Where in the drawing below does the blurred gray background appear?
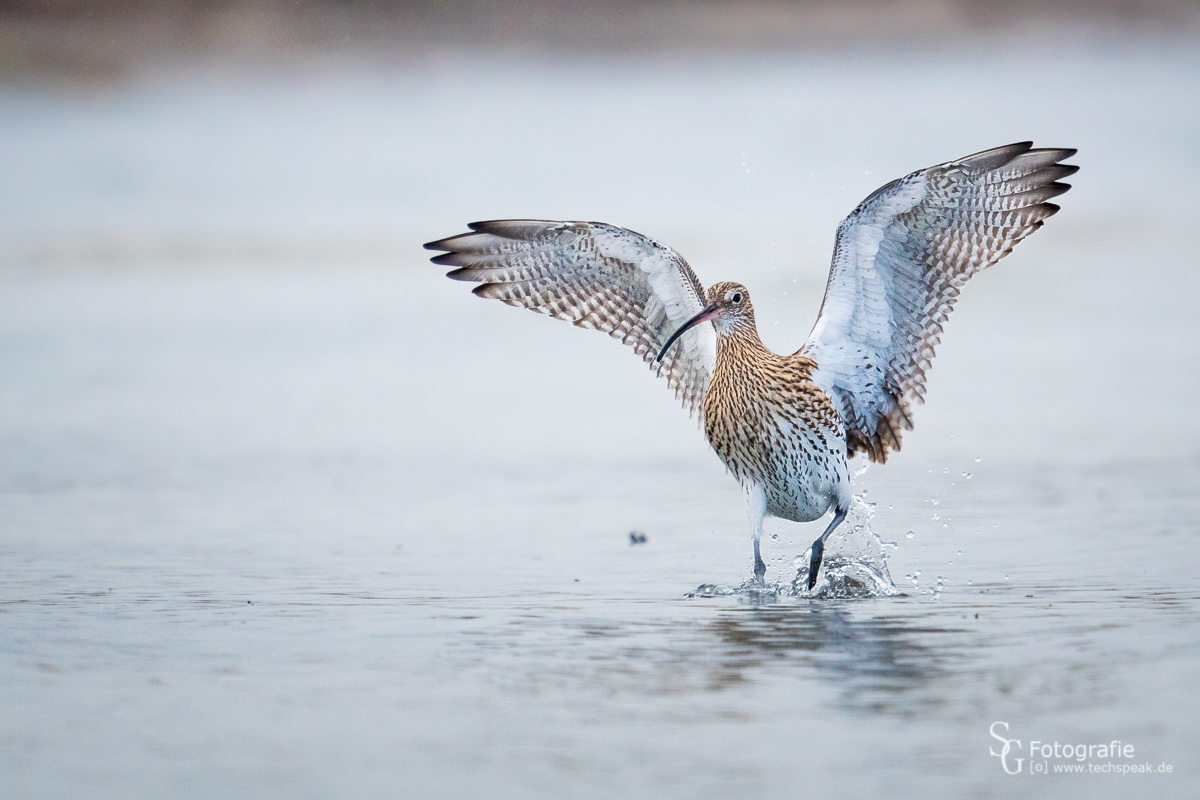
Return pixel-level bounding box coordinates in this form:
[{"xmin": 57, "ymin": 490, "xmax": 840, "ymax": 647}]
[{"xmin": 2, "ymin": 3, "xmax": 1199, "ymax": 799}]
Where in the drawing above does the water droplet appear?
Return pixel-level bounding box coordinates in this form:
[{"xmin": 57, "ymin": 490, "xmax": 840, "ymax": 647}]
[
  {"xmin": 931, "ymin": 498, "xmax": 940, "ymax": 506},
  {"xmin": 957, "ymin": 550, "xmax": 962, "ymax": 556},
  {"xmin": 975, "ymin": 457, "xmax": 982, "ymax": 463},
  {"xmin": 1004, "ymin": 575, "xmax": 1010, "ymax": 580},
  {"xmin": 963, "ymin": 472, "xmax": 972, "ymax": 479},
  {"xmin": 771, "ymin": 533, "xmax": 778, "ymax": 541},
  {"xmin": 932, "ymin": 513, "xmax": 940, "ymax": 520},
  {"xmin": 942, "ymin": 523, "xmax": 949, "ymax": 528},
  {"xmin": 967, "ymin": 579, "xmax": 972, "ymax": 585},
  {"xmin": 915, "ymin": 570, "xmax": 921, "ymax": 576},
  {"xmin": 906, "ymin": 531, "xmax": 915, "ymax": 539},
  {"xmin": 943, "ymin": 467, "xmax": 950, "ymax": 473}
]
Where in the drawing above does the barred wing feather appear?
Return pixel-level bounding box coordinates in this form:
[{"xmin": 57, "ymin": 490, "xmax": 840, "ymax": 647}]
[
  {"xmin": 801, "ymin": 142, "xmax": 1078, "ymax": 462},
  {"xmin": 426, "ymin": 220, "xmax": 717, "ymax": 418}
]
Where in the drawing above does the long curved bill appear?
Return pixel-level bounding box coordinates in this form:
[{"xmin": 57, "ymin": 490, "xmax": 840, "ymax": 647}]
[{"xmin": 656, "ymin": 303, "xmax": 720, "ymax": 363}]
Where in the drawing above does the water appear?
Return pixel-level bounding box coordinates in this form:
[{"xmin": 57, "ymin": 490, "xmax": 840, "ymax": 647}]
[{"xmin": 3, "ymin": 41, "xmax": 1200, "ymax": 798}]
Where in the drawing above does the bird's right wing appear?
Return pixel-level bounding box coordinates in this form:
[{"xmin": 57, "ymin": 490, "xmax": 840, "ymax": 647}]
[
  {"xmin": 801, "ymin": 142, "xmax": 1078, "ymax": 462},
  {"xmin": 426, "ymin": 220, "xmax": 716, "ymax": 418}
]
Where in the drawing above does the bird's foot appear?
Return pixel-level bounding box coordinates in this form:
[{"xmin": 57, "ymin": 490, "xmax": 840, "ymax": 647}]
[
  {"xmin": 753, "ymin": 556, "xmax": 767, "ymax": 583},
  {"xmin": 807, "ymin": 539, "xmax": 825, "ymax": 591}
]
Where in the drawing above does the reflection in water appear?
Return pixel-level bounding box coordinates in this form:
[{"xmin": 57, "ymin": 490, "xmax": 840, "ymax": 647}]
[
  {"xmin": 703, "ymin": 606, "xmax": 963, "ymax": 712},
  {"xmin": 466, "ymin": 585, "xmax": 1196, "ymax": 721},
  {"xmin": 472, "ymin": 601, "xmax": 974, "ymax": 716}
]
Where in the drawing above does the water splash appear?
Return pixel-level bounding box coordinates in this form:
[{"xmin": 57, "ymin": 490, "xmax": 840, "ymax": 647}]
[
  {"xmin": 793, "ymin": 495, "xmax": 898, "ymax": 598},
  {"xmin": 689, "ymin": 494, "xmax": 899, "ymax": 601}
]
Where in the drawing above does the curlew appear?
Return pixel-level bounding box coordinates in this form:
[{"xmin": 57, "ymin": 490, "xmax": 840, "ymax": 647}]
[{"xmin": 426, "ymin": 142, "xmax": 1077, "ymax": 589}]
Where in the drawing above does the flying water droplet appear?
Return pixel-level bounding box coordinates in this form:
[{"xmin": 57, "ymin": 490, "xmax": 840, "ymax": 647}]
[
  {"xmin": 975, "ymin": 457, "xmax": 982, "ymax": 463},
  {"xmin": 932, "ymin": 513, "xmax": 940, "ymax": 520},
  {"xmin": 906, "ymin": 531, "xmax": 915, "ymax": 539},
  {"xmin": 963, "ymin": 471, "xmax": 972, "ymax": 479}
]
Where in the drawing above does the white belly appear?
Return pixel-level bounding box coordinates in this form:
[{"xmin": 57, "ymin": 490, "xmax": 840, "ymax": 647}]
[{"xmin": 717, "ymin": 416, "xmax": 849, "ymax": 523}]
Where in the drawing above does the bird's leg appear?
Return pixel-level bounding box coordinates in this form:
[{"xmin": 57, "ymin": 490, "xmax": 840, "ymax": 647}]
[
  {"xmin": 745, "ymin": 483, "xmax": 768, "ymax": 581},
  {"xmin": 807, "ymin": 505, "xmax": 848, "ymax": 591}
]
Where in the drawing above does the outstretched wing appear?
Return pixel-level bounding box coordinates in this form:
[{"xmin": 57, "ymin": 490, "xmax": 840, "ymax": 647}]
[
  {"xmin": 801, "ymin": 142, "xmax": 1078, "ymax": 462},
  {"xmin": 426, "ymin": 220, "xmax": 716, "ymax": 417}
]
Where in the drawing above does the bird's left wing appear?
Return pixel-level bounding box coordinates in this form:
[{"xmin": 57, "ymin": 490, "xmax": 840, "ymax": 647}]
[
  {"xmin": 426, "ymin": 220, "xmax": 716, "ymax": 417},
  {"xmin": 800, "ymin": 142, "xmax": 1077, "ymax": 462}
]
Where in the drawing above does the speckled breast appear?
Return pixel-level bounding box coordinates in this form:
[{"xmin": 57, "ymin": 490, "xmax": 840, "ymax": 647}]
[{"xmin": 703, "ymin": 350, "xmax": 848, "ymax": 523}]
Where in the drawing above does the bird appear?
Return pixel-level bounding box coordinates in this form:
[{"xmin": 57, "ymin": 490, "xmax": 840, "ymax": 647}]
[{"xmin": 425, "ymin": 142, "xmax": 1077, "ymax": 590}]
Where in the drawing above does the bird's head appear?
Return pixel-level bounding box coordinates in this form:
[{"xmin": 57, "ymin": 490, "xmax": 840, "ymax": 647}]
[{"xmin": 656, "ymin": 281, "xmax": 755, "ymax": 363}]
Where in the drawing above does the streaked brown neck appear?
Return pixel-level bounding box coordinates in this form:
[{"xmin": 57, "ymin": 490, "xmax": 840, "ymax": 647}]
[{"xmin": 714, "ymin": 311, "xmax": 772, "ymax": 365}]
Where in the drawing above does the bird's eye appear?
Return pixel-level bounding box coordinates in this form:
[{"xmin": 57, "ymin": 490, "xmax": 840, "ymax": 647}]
[{"xmin": 731, "ymin": 292, "xmax": 743, "ymax": 304}]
